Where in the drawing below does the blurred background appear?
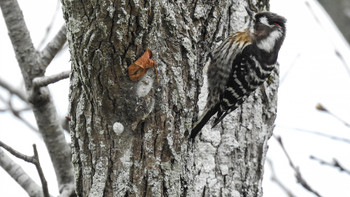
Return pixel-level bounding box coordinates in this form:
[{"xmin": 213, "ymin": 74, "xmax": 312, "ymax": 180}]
[{"xmin": 1, "ymin": 0, "xmax": 350, "ymax": 196}]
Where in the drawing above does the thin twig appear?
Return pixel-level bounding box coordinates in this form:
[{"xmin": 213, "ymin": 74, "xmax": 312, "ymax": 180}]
[
  {"xmin": 0, "ymin": 149, "xmax": 44, "ymax": 197},
  {"xmin": 280, "ymin": 53, "xmax": 301, "ymax": 85},
  {"xmin": 305, "ymin": 1, "xmax": 350, "ymax": 78},
  {"xmin": 267, "ymin": 159, "xmax": 297, "ymax": 197},
  {"xmin": 334, "ymin": 49, "xmax": 350, "ymax": 78},
  {"xmin": 274, "ymin": 135, "xmax": 323, "ymax": 197},
  {"xmin": 0, "ymin": 141, "xmax": 50, "ymax": 197},
  {"xmin": 10, "ymin": 110, "xmax": 39, "ymax": 132},
  {"xmin": 276, "ymin": 125, "xmax": 350, "ymax": 144},
  {"xmin": 32, "ymin": 145, "xmax": 50, "ymax": 197},
  {"xmin": 33, "ymin": 70, "xmax": 70, "ymax": 88},
  {"xmin": 316, "ymin": 103, "xmax": 350, "ymax": 128},
  {"xmin": 7, "ymin": 95, "xmax": 38, "ymax": 132},
  {"xmin": 37, "ymin": 0, "xmax": 61, "ymax": 50},
  {"xmin": 0, "ymin": 140, "xmax": 33, "ymax": 162},
  {"xmin": 310, "ymin": 155, "xmax": 350, "ymax": 175},
  {"xmin": 0, "ymin": 77, "xmax": 27, "ymax": 102}
]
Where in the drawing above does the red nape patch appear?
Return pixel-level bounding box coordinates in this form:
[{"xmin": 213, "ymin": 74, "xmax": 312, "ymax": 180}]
[{"xmin": 274, "ymin": 22, "xmax": 281, "ymax": 27}]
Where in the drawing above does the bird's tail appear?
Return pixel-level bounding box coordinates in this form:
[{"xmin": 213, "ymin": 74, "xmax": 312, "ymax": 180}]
[
  {"xmin": 211, "ymin": 109, "xmax": 230, "ymax": 129},
  {"xmin": 190, "ymin": 104, "xmax": 219, "ymax": 139}
]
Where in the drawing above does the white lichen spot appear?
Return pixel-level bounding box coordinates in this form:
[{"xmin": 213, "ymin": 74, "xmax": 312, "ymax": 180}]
[
  {"xmin": 136, "ymin": 69, "xmax": 154, "ymax": 97},
  {"xmin": 107, "ymin": 5, "xmax": 115, "ymax": 18},
  {"xmin": 220, "ymin": 164, "xmax": 229, "ymax": 175},
  {"xmin": 120, "ymin": 148, "xmax": 132, "ymax": 168},
  {"xmin": 68, "ymin": 18, "xmax": 83, "ymax": 34},
  {"xmin": 231, "ymin": 190, "xmax": 241, "ymax": 197},
  {"xmin": 113, "ymin": 122, "xmax": 124, "ymax": 135},
  {"xmin": 99, "ymin": 141, "xmax": 106, "ymax": 148}
]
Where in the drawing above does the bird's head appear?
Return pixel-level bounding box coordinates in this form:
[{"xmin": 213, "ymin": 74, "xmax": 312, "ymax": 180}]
[{"xmin": 246, "ymin": 8, "xmax": 287, "ymax": 53}]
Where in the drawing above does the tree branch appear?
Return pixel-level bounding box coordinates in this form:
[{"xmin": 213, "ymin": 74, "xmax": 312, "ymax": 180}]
[
  {"xmin": 0, "ymin": 149, "xmax": 44, "ymax": 197},
  {"xmin": 274, "ymin": 135, "xmax": 323, "ymax": 197},
  {"xmin": 316, "ymin": 103, "xmax": 350, "ymax": 128},
  {"xmin": 32, "ymin": 144, "xmax": 50, "ymax": 197},
  {"xmin": 276, "ymin": 125, "xmax": 350, "ymax": 144},
  {"xmin": 310, "ymin": 155, "xmax": 350, "ymax": 175},
  {"xmin": 37, "ymin": 0, "xmax": 62, "ymax": 50},
  {"xmin": 39, "ymin": 25, "xmax": 67, "ymax": 69},
  {"xmin": 0, "ymin": 141, "xmax": 50, "ymax": 197},
  {"xmin": 33, "ymin": 70, "xmax": 70, "ymax": 88},
  {"xmin": 0, "ymin": 77, "xmax": 27, "ymax": 102},
  {"xmin": 7, "ymin": 96, "xmax": 38, "ymax": 132},
  {"xmin": 267, "ymin": 159, "xmax": 297, "ymax": 197},
  {"xmin": 0, "ymin": 0, "xmax": 39, "ymax": 87},
  {"xmin": 0, "ymin": 0, "xmax": 74, "ymax": 192},
  {"xmin": 0, "ymin": 141, "xmax": 33, "ymax": 163}
]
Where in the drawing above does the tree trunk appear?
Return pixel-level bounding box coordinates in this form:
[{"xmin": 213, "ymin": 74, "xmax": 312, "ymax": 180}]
[{"xmin": 61, "ymin": 0, "xmax": 276, "ymax": 196}]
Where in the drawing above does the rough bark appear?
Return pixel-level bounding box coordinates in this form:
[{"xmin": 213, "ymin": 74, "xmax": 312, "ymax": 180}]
[{"xmin": 61, "ymin": 0, "xmax": 276, "ymax": 196}]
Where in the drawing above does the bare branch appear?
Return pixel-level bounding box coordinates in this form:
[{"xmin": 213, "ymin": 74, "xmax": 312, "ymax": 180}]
[
  {"xmin": 32, "ymin": 145, "xmax": 50, "ymax": 197},
  {"xmin": 33, "ymin": 70, "xmax": 70, "ymax": 88},
  {"xmin": 39, "ymin": 25, "xmax": 67, "ymax": 69},
  {"xmin": 37, "ymin": 0, "xmax": 62, "ymax": 50},
  {"xmin": 316, "ymin": 103, "xmax": 350, "ymax": 128},
  {"xmin": 9, "ymin": 111, "xmax": 38, "ymax": 132},
  {"xmin": 0, "ymin": 149, "xmax": 44, "ymax": 197},
  {"xmin": 1, "ymin": 0, "xmax": 74, "ymax": 190},
  {"xmin": 334, "ymin": 49, "xmax": 350, "ymax": 78},
  {"xmin": 280, "ymin": 53, "xmax": 301, "ymax": 85},
  {"xmin": 0, "ymin": 93, "xmax": 37, "ymax": 132},
  {"xmin": 274, "ymin": 135, "xmax": 323, "ymax": 197},
  {"xmin": 7, "ymin": 96, "xmax": 38, "ymax": 132},
  {"xmin": 267, "ymin": 159, "xmax": 297, "ymax": 197},
  {"xmin": 310, "ymin": 156, "xmax": 350, "ymax": 175},
  {"xmin": 0, "ymin": 141, "xmax": 33, "ymax": 163},
  {"xmin": 277, "ymin": 125, "xmax": 350, "ymax": 144},
  {"xmin": 305, "ymin": 1, "xmax": 350, "ymax": 78},
  {"xmin": 0, "ymin": 141, "xmax": 50, "ymax": 197},
  {"xmin": 0, "ymin": 77, "xmax": 27, "ymax": 102},
  {"xmin": 0, "ymin": 0, "xmax": 39, "ymax": 87}
]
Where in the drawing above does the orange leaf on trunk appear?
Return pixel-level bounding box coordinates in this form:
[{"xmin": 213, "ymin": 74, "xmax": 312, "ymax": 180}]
[{"xmin": 128, "ymin": 49, "xmax": 157, "ymax": 82}]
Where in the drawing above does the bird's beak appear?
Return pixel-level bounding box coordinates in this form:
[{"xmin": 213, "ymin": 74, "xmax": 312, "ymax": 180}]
[{"xmin": 245, "ymin": 7, "xmax": 254, "ymax": 17}]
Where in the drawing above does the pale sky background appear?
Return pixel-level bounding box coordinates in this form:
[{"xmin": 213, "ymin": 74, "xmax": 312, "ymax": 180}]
[{"xmin": 1, "ymin": 0, "xmax": 350, "ymax": 196}]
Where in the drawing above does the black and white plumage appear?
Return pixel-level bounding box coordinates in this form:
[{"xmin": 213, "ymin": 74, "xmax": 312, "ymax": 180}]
[{"xmin": 190, "ymin": 9, "xmax": 286, "ymax": 139}]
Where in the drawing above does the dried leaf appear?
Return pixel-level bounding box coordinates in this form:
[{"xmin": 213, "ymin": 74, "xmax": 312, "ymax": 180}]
[{"xmin": 128, "ymin": 49, "xmax": 157, "ymax": 81}]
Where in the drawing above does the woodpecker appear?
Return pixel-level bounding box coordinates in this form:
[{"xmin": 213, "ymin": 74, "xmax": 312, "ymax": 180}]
[{"xmin": 190, "ymin": 8, "xmax": 286, "ymax": 139}]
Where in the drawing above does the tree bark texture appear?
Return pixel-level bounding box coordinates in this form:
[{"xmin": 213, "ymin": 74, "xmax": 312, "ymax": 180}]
[{"xmin": 61, "ymin": 0, "xmax": 276, "ymax": 196}]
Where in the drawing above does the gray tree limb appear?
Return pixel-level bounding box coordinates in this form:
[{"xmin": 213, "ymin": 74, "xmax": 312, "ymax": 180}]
[
  {"xmin": 39, "ymin": 25, "xmax": 67, "ymax": 69},
  {"xmin": 0, "ymin": 77, "xmax": 27, "ymax": 102},
  {"xmin": 0, "ymin": 0, "xmax": 74, "ymax": 193},
  {"xmin": 0, "ymin": 149, "xmax": 44, "ymax": 197},
  {"xmin": 33, "ymin": 70, "xmax": 70, "ymax": 88},
  {"xmin": 0, "ymin": 141, "xmax": 51, "ymax": 197}
]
